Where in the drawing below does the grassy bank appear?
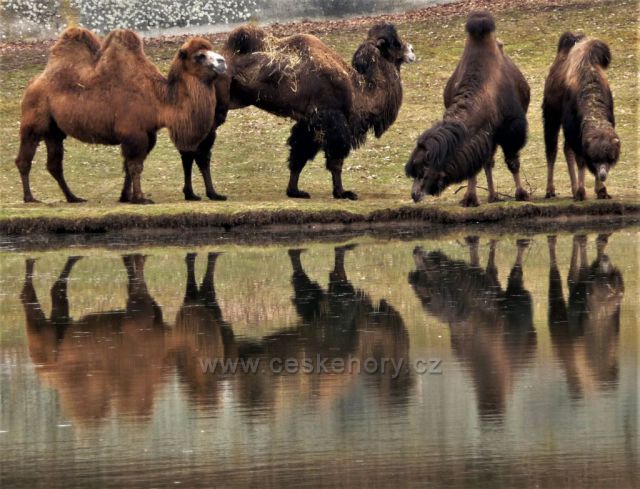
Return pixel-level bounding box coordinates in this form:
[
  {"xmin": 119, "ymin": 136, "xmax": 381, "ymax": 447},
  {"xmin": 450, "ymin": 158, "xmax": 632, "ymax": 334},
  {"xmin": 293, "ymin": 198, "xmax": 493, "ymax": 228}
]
[{"xmin": 0, "ymin": 0, "xmax": 638, "ymax": 234}]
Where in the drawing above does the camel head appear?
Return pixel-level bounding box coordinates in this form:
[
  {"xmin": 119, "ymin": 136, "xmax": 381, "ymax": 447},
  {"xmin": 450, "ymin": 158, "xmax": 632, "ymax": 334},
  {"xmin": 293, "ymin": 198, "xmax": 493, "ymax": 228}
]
[
  {"xmin": 405, "ymin": 120, "xmax": 466, "ymax": 202},
  {"xmin": 582, "ymin": 127, "xmax": 620, "ymax": 182},
  {"xmin": 356, "ymin": 23, "xmax": 415, "ymax": 73},
  {"xmin": 172, "ymin": 38, "xmax": 227, "ymax": 83}
]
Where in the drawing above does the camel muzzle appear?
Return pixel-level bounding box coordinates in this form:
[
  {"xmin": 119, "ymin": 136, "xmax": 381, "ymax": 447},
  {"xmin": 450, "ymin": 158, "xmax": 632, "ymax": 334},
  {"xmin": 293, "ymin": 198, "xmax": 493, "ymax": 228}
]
[{"xmin": 597, "ymin": 164, "xmax": 609, "ymax": 182}]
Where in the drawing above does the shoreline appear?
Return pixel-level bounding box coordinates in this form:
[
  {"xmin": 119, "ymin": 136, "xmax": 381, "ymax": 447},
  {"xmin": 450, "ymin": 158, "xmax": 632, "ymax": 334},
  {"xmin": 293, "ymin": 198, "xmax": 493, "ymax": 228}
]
[{"xmin": 1, "ymin": 200, "xmax": 638, "ymax": 240}]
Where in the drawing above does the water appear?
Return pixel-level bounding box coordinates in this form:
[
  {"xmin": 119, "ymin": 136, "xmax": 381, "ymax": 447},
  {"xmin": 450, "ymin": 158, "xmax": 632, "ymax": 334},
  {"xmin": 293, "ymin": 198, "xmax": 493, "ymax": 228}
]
[{"xmin": 0, "ymin": 227, "xmax": 637, "ymax": 488}]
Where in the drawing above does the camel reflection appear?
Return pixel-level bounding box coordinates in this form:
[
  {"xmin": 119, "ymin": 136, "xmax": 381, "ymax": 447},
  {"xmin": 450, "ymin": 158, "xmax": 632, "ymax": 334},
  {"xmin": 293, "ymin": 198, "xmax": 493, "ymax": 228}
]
[
  {"xmin": 409, "ymin": 237, "xmax": 536, "ymax": 421},
  {"xmin": 261, "ymin": 246, "xmax": 412, "ymax": 404},
  {"xmin": 168, "ymin": 252, "xmax": 238, "ymax": 407},
  {"xmin": 21, "ymin": 246, "xmax": 410, "ymax": 422},
  {"xmin": 547, "ymin": 234, "xmax": 623, "ymax": 398},
  {"xmin": 21, "ymin": 255, "xmax": 167, "ymax": 421}
]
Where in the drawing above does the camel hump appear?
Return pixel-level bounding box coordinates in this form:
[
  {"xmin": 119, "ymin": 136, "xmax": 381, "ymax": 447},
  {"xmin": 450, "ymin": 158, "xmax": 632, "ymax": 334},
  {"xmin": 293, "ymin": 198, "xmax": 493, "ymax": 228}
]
[
  {"xmin": 465, "ymin": 11, "xmax": 496, "ymax": 40},
  {"xmin": 583, "ymin": 38, "xmax": 612, "ymax": 69},
  {"xmin": 51, "ymin": 27, "xmax": 101, "ymax": 57},
  {"xmin": 227, "ymin": 24, "xmax": 267, "ymax": 54},
  {"xmin": 557, "ymin": 32, "xmax": 585, "ymax": 54},
  {"xmin": 101, "ymin": 29, "xmax": 144, "ymax": 56}
]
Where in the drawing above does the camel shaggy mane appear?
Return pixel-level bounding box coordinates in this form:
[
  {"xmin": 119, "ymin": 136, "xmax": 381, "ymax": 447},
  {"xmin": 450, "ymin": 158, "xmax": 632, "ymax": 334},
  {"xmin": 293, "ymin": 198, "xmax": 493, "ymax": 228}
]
[
  {"xmin": 15, "ymin": 27, "xmax": 229, "ymax": 204},
  {"xmin": 405, "ymin": 11, "xmax": 531, "ymax": 207},
  {"xmin": 543, "ymin": 33, "xmax": 620, "ymax": 201},
  {"xmin": 223, "ymin": 22, "xmax": 415, "ymax": 200}
]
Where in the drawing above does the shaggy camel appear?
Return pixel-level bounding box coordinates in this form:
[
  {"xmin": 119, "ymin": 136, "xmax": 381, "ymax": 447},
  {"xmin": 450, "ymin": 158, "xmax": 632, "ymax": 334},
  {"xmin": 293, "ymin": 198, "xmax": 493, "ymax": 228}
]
[
  {"xmin": 406, "ymin": 11, "xmax": 530, "ymax": 206},
  {"xmin": 15, "ymin": 27, "xmax": 227, "ymax": 204},
  {"xmin": 543, "ymin": 33, "xmax": 620, "ymax": 200},
  {"xmin": 224, "ymin": 23, "xmax": 415, "ymax": 200}
]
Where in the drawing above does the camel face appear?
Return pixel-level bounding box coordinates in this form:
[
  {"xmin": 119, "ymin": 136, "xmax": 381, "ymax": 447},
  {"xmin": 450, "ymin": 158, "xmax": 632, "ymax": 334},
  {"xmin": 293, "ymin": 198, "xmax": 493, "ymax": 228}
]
[
  {"xmin": 403, "ymin": 44, "xmax": 416, "ymax": 63},
  {"xmin": 196, "ymin": 50, "xmax": 227, "ymax": 75},
  {"xmin": 178, "ymin": 38, "xmax": 227, "ymax": 80},
  {"xmin": 368, "ymin": 23, "xmax": 414, "ymax": 67}
]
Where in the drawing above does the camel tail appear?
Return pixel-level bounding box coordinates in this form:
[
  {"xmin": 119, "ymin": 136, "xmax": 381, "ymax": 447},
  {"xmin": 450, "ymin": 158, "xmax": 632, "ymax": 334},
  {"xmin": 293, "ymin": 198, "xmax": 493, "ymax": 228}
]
[
  {"xmin": 226, "ymin": 25, "xmax": 267, "ymax": 55},
  {"xmin": 465, "ymin": 11, "xmax": 495, "ymax": 41},
  {"xmin": 51, "ymin": 26, "xmax": 101, "ymax": 56}
]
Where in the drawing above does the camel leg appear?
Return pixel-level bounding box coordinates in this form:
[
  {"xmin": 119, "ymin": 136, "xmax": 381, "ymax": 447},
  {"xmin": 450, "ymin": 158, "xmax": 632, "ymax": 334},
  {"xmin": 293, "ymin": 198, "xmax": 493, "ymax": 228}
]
[
  {"xmin": 547, "ymin": 235, "xmax": 568, "ymax": 328},
  {"xmin": 287, "ymin": 121, "xmax": 320, "ymax": 199},
  {"xmin": 567, "ymin": 234, "xmax": 587, "ymax": 288},
  {"xmin": 595, "ymin": 178, "xmax": 611, "ymax": 200},
  {"xmin": 543, "ymin": 106, "xmax": 561, "ymax": 198},
  {"xmin": 195, "ymin": 132, "xmax": 226, "ymax": 201},
  {"xmin": 119, "ymin": 165, "xmax": 133, "ymax": 203},
  {"xmin": 327, "ymin": 158, "xmax": 357, "ymax": 200},
  {"xmin": 20, "ymin": 258, "xmax": 46, "ymax": 325},
  {"xmin": 119, "ymin": 134, "xmax": 152, "ymax": 204},
  {"xmin": 564, "ymin": 143, "xmax": 579, "ymax": 198},
  {"xmin": 574, "ymin": 162, "xmax": 586, "ymax": 202},
  {"xmin": 181, "ymin": 152, "xmax": 200, "ymax": 201},
  {"xmin": 484, "ymin": 157, "xmax": 501, "ymax": 203},
  {"xmin": 44, "ymin": 135, "xmax": 85, "ymax": 203},
  {"xmin": 15, "ymin": 129, "xmax": 41, "ymax": 203},
  {"xmin": 505, "ymin": 154, "xmax": 529, "ymax": 201},
  {"xmin": 459, "ymin": 175, "xmax": 480, "ymax": 207}
]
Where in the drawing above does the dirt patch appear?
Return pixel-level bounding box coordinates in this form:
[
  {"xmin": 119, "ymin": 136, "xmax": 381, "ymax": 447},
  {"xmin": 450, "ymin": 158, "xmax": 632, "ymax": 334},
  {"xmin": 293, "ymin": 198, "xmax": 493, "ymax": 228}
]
[{"xmin": 0, "ymin": 0, "xmax": 606, "ymax": 71}]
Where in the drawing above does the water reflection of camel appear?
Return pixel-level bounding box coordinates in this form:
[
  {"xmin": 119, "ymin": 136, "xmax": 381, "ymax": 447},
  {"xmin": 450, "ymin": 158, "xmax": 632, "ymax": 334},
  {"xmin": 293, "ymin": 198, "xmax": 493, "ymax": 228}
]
[
  {"xmin": 21, "ymin": 255, "xmax": 167, "ymax": 421},
  {"xmin": 21, "ymin": 247, "xmax": 411, "ymax": 421},
  {"xmin": 547, "ymin": 234, "xmax": 624, "ymax": 398},
  {"xmin": 409, "ymin": 237, "xmax": 536, "ymax": 420}
]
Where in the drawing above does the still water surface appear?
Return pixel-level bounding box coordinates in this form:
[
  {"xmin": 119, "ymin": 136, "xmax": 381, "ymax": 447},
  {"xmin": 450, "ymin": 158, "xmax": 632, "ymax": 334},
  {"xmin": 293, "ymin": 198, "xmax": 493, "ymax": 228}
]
[{"xmin": 0, "ymin": 229, "xmax": 637, "ymax": 488}]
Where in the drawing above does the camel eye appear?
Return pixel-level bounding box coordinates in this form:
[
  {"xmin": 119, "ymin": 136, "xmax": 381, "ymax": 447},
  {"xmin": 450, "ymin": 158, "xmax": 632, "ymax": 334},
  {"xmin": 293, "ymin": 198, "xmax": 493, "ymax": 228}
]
[{"xmin": 194, "ymin": 53, "xmax": 206, "ymax": 62}]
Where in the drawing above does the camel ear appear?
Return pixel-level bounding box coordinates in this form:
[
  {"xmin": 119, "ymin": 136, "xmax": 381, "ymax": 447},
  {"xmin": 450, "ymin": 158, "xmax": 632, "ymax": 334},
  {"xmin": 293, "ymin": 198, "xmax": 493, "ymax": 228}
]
[
  {"xmin": 352, "ymin": 43, "xmax": 378, "ymax": 80},
  {"xmin": 376, "ymin": 37, "xmax": 389, "ymax": 54},
  {"xmin": 178, "ymin": 48, "xmax": 188, "ymax": 60}
]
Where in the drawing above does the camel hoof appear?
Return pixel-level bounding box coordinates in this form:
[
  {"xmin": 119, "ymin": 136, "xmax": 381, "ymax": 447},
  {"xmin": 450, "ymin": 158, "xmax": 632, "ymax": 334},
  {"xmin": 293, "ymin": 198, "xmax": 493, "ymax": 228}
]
[
  {"xmin": 131, "ymin": 197, "xmax": 154, "ymax": 205},
  {"xmin": 596, "ymin": 188, "xmax": 612, "ymax": 200},
  {"xmin": 184, "ymin": 193, "xmax": 202, "ymax": 201},
  {"xmin": 207, "ymin": 192, "xmax": 227, "ymax": 201},
  {"xmin": 67, "ymin": 196, "xmax": 87, "ymax": 203},
  {"xmin": 574, "ymin": 188, "xmax": 586, "ymax": 201},
  {"xmin": 287, "ymin": 189, "xmax": 311, "ymax": 199},
  {"xmin": 516, "ymin": 238, "xmax": 531, "ymax": 249},
  {"xmin": 545, "ymin": 190, "xmax": 556, "ymax": 199},
  {"xmin": 515, "ymin": 189, "xmax": 529, "ymax": 201},
  {"xmin": 24, "ymin": 197, "xmax": 42, "ymax": 204},
  {"xmin": 487, "ymin": 194, "xmax": 503, "ymax": 204},
  {"xmin": 459, "ymin": 195, "xmax": 480, "ymax": 208},
  {"xmin": 334, "ymin": 190, "xmax": 358, "ymax": 200}
]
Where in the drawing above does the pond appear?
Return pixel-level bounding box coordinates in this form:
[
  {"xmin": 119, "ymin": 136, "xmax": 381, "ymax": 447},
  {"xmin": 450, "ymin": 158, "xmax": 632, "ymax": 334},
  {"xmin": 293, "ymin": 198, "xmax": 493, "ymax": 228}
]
[{"xmin": 0, "ymin": 226, "xmax": 637, "ymax": 488}]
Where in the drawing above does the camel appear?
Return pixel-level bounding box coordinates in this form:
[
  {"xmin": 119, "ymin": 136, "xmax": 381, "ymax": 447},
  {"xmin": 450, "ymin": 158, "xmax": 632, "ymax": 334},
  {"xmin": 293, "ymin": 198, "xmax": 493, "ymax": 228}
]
[
  {"xmin": 406, "ymin": 11, "xmax": 530, "ymax": 206},
  {"xmin": 223, "ymin": 22, "xmax": 415, "ymax": 200},
  {"xmin": 14, "ymin": 27, "xmax": 228, "ymax": 204},
  {"xmin": 543, "ymin": 33, "xmax": 620, "ymax": 200}
]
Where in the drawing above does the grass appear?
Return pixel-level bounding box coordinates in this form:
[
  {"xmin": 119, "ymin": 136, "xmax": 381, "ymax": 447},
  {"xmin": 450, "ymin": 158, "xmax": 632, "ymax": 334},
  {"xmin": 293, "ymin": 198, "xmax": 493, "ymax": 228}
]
[{"xmin": 0, "ymin": 0, "xmax": 638, "ymax": 233}]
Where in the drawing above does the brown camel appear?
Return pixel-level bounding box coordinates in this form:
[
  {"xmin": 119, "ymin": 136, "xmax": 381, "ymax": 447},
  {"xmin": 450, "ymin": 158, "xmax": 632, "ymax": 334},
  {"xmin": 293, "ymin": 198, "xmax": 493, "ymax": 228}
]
[
  {"xmin": 223, "ymin": 23, "xmax": 415, "ymax": 200},
  {"xmin": 15, "ymin": 27, "xmax": 228, "ymax": 204}
]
